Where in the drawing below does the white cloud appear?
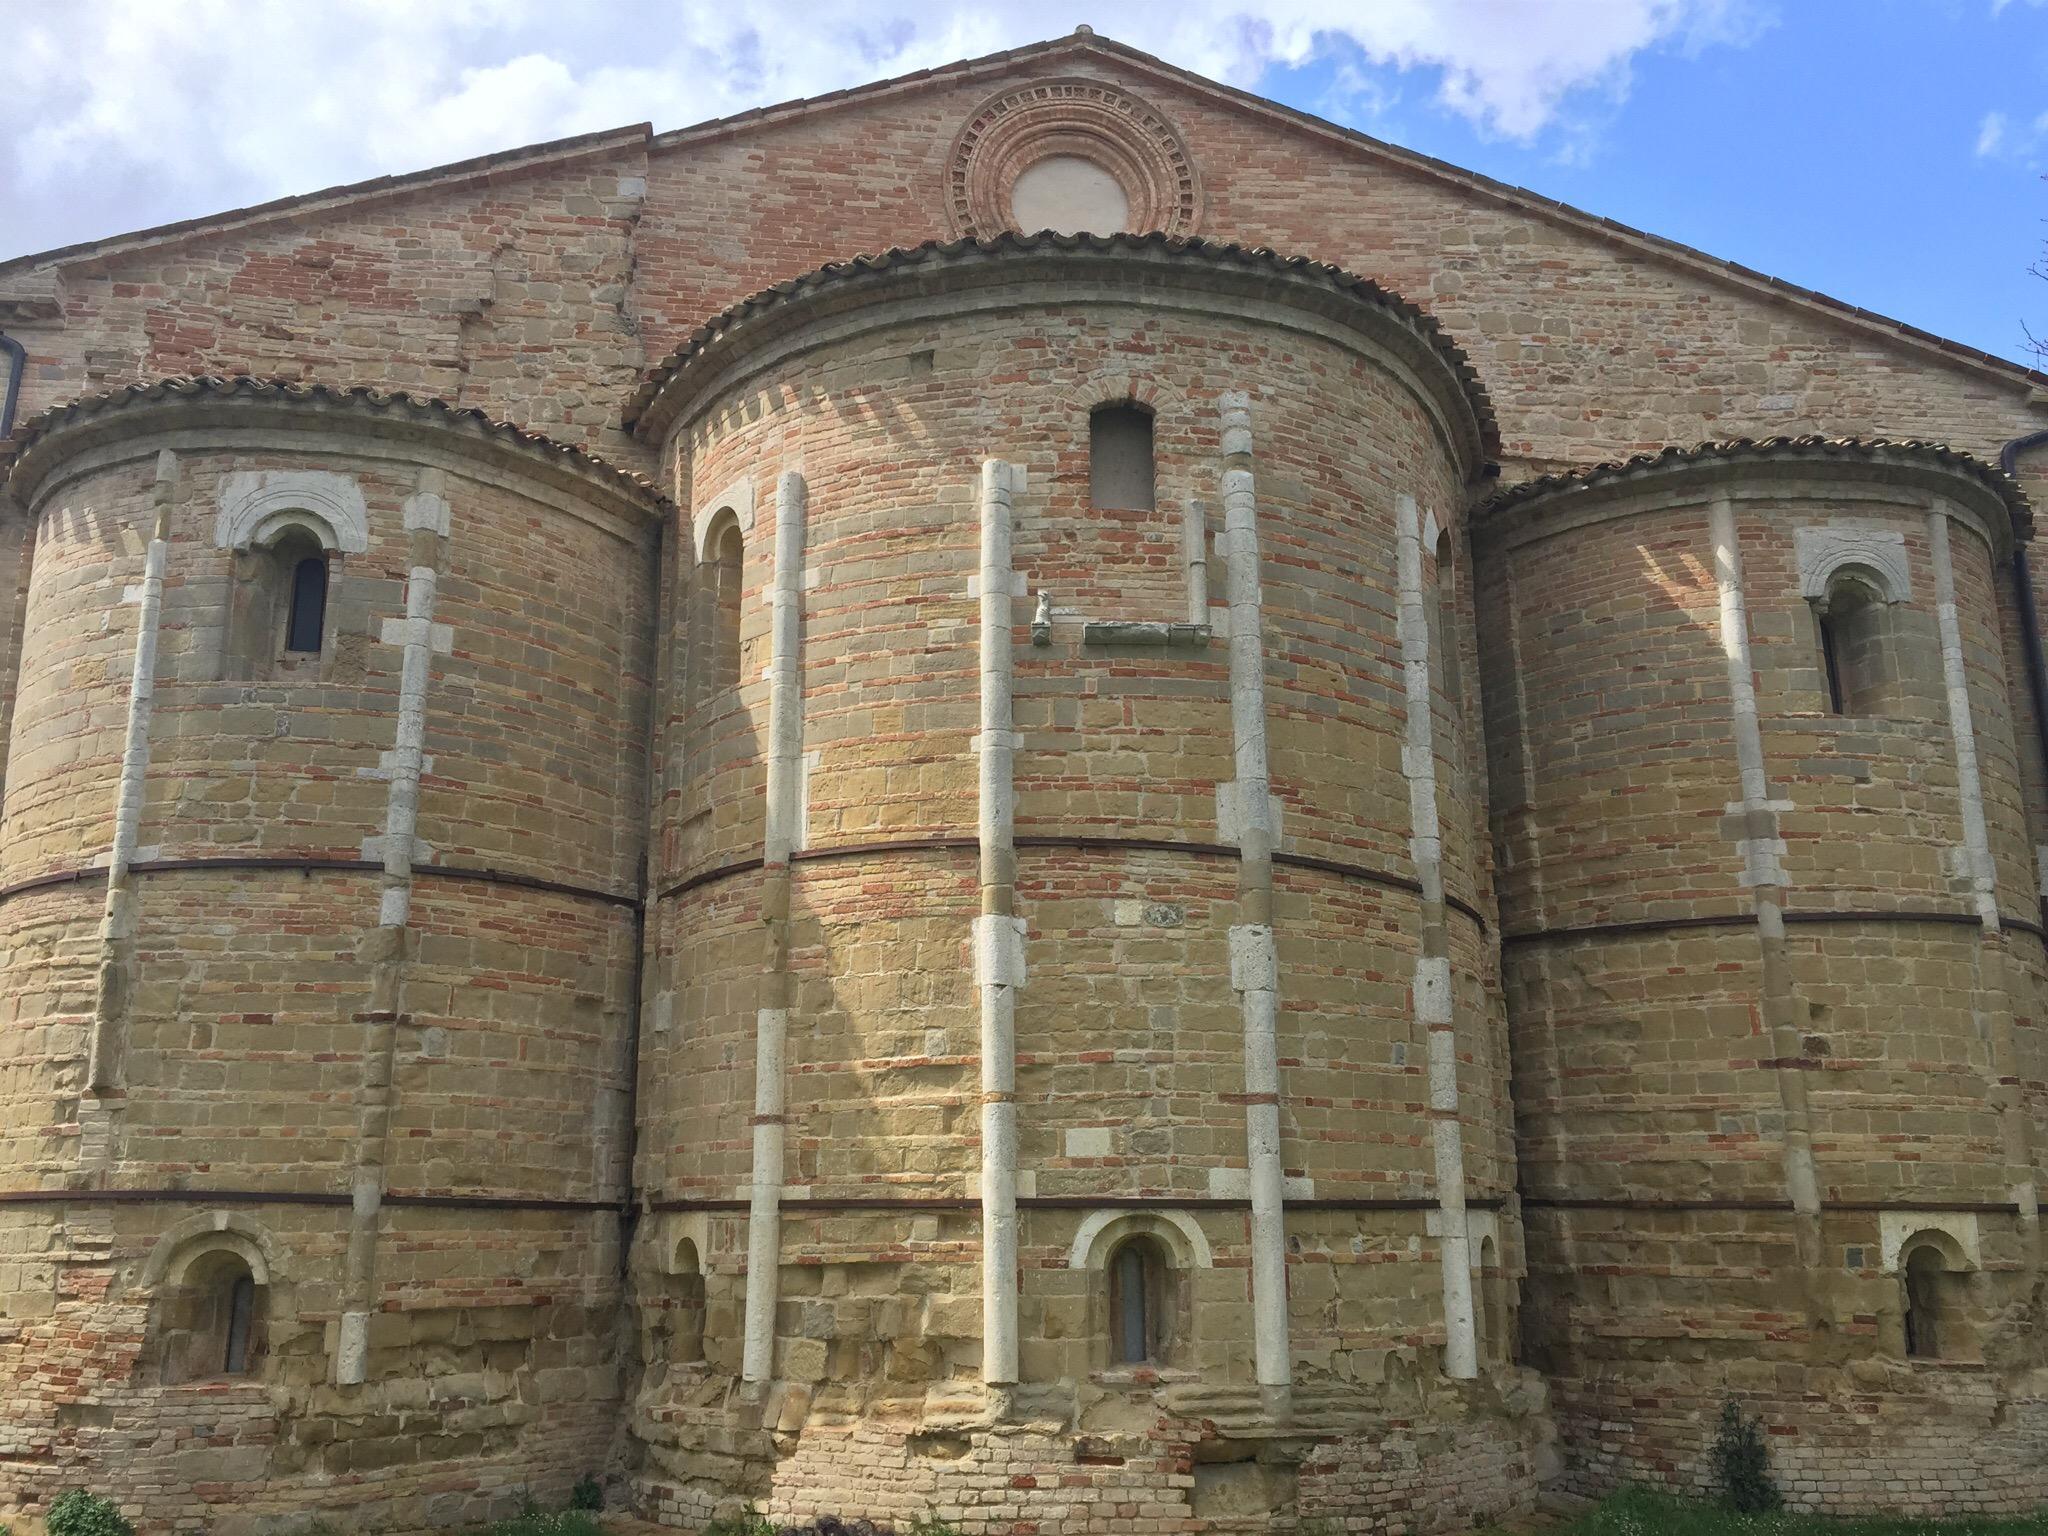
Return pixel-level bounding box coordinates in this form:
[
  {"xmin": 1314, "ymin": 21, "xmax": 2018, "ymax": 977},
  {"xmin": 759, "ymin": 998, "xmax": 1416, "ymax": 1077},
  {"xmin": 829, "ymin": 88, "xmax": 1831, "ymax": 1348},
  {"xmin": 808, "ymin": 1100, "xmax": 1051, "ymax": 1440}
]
[
  {"xmin": 0, "ymin": 0, "xmax": 1760, "ymax": 260},
  {"xmin": 1973, "ymin": 106, "xmax": 2048, "ymax": 163}
]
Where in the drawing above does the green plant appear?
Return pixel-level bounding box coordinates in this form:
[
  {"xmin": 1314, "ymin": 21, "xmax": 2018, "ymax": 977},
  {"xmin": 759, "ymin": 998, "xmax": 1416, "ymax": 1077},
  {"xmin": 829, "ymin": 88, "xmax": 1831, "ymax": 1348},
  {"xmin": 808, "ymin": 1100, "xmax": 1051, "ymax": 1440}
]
[
  {"xmin": 567, "ymin": 1474, "xmax": 603, "ymax": 1512},
  {"xmin": 702, "ymin": 1509, "xmax": 776, "ymax": 1536},
  {"xmin": 907, "ymin": 1520, "xmax": 966, "ymax": 1536},
  {"xmin": 45, "ymin": 1491, "xmax": 133, "ymax": 1536},
  {"xmin": 1708, "ymin": 1399, "xmax": 1783, "ymax": 1515},
  {"xmin": 479, "ymin": 1513, "xmax": 603, "ymax": 1536}
]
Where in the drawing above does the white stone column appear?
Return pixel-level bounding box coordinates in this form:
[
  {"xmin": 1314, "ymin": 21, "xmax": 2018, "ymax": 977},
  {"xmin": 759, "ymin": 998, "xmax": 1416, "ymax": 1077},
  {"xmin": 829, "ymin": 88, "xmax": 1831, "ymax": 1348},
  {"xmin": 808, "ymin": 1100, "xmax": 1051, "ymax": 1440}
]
[
  {"xmin": 88, "ymin": 448, "xmax": 178, "ymax": 1092},
  {"xmin": 976, "ymin": 459, "xmax": 1024, "ymax": 1388},
  {"xmin": 339, "ymin": 469, "xmax": 451, "ymax": 1384},
  {"xmin": 1928, "ymin": 503, "xmax": 2040, "ymax": 1252},
  {"xmin": 1218, "ymin": 394, "xmax": 1291, "ymax": 1399},
  {"xmin": 1395, "ymin": 492, "xmax": 1478, "ymax": 1380},
  {"xmin": 1708, "ymin": 496, "xmax": 1822, "ymax": 1265},
  {"xmin": 742, "ymin": 470, "xmax": 807, "ymax": 1385}
]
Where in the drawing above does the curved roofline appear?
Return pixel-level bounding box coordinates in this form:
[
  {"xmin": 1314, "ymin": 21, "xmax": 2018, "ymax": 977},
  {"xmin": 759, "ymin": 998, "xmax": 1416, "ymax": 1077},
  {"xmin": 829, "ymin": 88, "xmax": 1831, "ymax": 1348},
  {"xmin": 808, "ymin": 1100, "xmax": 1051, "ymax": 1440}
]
[
  {"xmin": 626, "ymin": 229, "xmax": 1499, "ymax": 470},
  {"xmin": 2, "ymin": 376, "xmax": 663, "ymax": 515},
  {"xmin": 1475, "ymin": 435, "xmax": 2033, "ymax": 546}
]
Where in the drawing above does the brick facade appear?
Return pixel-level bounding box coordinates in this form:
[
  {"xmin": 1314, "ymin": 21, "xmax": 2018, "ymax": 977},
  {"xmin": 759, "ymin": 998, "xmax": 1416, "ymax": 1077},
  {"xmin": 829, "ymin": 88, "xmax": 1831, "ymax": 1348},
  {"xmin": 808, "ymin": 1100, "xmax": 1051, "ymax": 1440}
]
[{"xmin": 0, "ymin": 27, "xmax": 2045, "ymax": 1534}]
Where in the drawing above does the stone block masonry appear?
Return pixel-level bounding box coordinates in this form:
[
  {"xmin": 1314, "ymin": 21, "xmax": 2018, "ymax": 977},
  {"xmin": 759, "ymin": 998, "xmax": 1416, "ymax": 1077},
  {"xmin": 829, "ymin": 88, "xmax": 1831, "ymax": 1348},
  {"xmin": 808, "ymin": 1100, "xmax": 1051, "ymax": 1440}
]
[{"xmin": 0, "ymin": 26, "xmax": 2045, "ymax": 1532}]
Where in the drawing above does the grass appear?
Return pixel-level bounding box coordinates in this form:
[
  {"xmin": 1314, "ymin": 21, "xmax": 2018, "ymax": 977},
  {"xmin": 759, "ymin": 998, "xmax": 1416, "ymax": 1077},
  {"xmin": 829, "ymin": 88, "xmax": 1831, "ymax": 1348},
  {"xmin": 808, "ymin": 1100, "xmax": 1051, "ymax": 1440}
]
[{"xmin": 1516, "ymin": 1489, "xmax": 2048, "ymax": 1536}]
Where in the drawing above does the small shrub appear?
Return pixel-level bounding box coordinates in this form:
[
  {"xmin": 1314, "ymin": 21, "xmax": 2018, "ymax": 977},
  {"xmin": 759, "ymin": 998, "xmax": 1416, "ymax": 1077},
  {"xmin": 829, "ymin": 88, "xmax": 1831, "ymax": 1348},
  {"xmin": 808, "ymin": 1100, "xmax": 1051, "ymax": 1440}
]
[
  {"xmin": 568, "ymin": 1474, "xmax": 603, "ymax": 1512},
  {"xmin": 702, "ymin": 1510, "xmax": 777, "ymax": 1536},
  {"xmin": 905, "ymin": 1518, "xmax": 964, "ymax": 1536},
  {"xmin": 1708, "ymin": 1398, "xmax": 1783, "ymax": 1514},
  {"xmin": 46, "ymin": 1491, "xmax": 134, "ymax": 1536}
]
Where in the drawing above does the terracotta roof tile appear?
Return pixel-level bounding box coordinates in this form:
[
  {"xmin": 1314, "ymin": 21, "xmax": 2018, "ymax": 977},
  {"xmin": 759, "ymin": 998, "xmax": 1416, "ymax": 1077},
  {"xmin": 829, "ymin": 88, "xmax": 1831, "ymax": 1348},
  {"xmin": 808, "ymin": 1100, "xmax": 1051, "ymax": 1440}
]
[
  {"xmin": 1476, "ymin": 435, "xmax": 2033, "ymax": 541},
  {"xmin": 624, "ymin": 228, "xmax": 1499, "ymax": 460},
  {"xmin": 2, "ymin": 375, "xmax": 663, "ymax": 509}
]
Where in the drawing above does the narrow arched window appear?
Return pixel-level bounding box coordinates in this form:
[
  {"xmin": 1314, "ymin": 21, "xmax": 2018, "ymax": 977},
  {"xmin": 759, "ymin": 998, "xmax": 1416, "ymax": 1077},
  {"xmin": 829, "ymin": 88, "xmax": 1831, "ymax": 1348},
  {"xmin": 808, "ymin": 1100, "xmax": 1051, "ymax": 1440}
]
[
  {"xmin": 1477, "ymin": 1234, "xmax": 1506, "ymax": 1364},
  {"xmin": 285, "ymin": 555, "xmax": 327, "ymax": 654},
  {"xmin": 673, "ymin": 1238, "xmax": 707, "ymax": 1365},
  {"xmin": 223, "ymin": 1273, "xmax": 256, "ymax": 1374},
  {"xmin": 1090, "ymin": 403, "xmax": 1155, "ymax": 511},
  {"xmin": 1433, "ymin": 528, "xmax": 1463, "ymax": 704},
  {"xmin": 1903, "ymin": 1243, "xmax": 1946, "ymax": 1359},
  {"xmin": 1815, "ymin": 572, "xmax": 1890, "ymax": 717},
  {"xmin": 1107, "ymin": 1234, "xmax": 1167, "ymax": 1364},
  {"xmin": 710, "ymin": 518, "xmax": 744, "ymax": 694},
  {"xmin": 157, "ymin": 1248, "xmax": 264, "ymax": 1384}
]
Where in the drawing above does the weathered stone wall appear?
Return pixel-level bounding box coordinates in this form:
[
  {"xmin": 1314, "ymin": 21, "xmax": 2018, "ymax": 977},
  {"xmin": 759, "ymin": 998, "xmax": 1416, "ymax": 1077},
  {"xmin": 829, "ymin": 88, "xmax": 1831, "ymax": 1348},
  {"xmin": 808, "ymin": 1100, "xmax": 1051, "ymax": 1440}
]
[
  {"xmin": 0, "ymin": 392, "xmax": 657, "ymax": 1531},
  {"xmin": 0, "ymin": 33, "xmax": 2044, "ymax": 1530},
  {"xmin": 1476, "ymin": 450, "xmax": 2048, "ymax": 1512},
  {"xmin": 627, "ymin": 245, "xmax": 1535, "ymax": 1531}
]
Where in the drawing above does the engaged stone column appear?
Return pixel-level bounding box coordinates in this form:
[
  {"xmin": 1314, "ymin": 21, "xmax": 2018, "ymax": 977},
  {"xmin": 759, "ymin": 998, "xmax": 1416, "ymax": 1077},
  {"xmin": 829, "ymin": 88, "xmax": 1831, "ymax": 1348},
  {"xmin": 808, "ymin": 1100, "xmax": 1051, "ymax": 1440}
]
[
  {"xmin": 741, "ymin": 469, "xmax": 808, "ymax": 1386},
  {"xmin": 1218, "ymin": 393, "xmax": 1291, "ymax": 1403},
  {"xmin": 338, "ymin": 469, "xmax": 450, "ymax": 1385},
  {"xmin": 975, "ymin": 458, "xmax": 1025, "ymax": 1389},
  {"xmin": 88, "ymin": 448, "xmax": 177, "ymax": 1094},
  {"xmin": 1707, "ymin": 494, "xmax": 1823, "ymax": 1268},
  {"xmin": 1395, "ymin": 491, "xmax": 1478, "ymax": 1380}
]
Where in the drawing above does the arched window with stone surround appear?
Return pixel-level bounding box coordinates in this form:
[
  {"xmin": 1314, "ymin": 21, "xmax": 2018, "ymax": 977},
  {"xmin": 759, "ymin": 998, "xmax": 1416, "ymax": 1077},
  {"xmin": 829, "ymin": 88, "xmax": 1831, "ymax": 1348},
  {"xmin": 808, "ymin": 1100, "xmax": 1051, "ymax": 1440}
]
[
  {"xmin": 1068, "ymin": 1209, "xmax": 1206, "ymax": 1374},
  {"xmin": 143, "ymin": 1212, "xmax": 285, "ymax": 1387},
  {"xmin": 154, "ymin": 1246, "xmax": 267, "ymax": 1384},
  {"xmin": 1090, "ymin": 402, "xmax": 1155, "ymax": 512},
  {"xmin": 214, "ymin": 468, "xmax": 366, "ymax": 682}
]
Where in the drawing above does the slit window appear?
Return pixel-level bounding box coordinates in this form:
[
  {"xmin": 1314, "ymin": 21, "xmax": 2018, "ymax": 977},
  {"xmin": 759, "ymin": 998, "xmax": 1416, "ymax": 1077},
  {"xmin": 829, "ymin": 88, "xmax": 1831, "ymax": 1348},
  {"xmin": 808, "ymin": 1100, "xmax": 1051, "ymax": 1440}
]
[
  {"xmin": 1107, "ymin": 1234, "xmax": 1167, "ymax": 1365},
  {"xmin": 223, "ymin": 1273, "xmax": 256, "ymax": 1374},
  {"xmin": 1433, "ymin": 528, "xmax": 1463, "ymax": 703},
  {"xmin": 710, "ymin": 518, "xmax": 744, "ymax": 694},
  {"xmin": 1090, "ymin": 403, "xmax": 1155, "ymax": 511},
  {"xmin": 1814, "ymin": 572, "xmax": 1891, "ymax": 717},
  {"xmin": 1478, "ymin": 1234, "xmax": 1507, "ymax": 1364},
  {"xmin": 285, "ymin": 555, "xmax": 327, "ymax": 654}
]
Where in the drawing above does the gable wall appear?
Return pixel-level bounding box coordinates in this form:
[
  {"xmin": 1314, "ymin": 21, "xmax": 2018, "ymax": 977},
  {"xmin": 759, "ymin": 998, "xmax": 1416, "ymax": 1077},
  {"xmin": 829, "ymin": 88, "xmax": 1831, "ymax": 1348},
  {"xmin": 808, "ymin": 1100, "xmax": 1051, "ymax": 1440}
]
[
  {"xmin": 2, "ymin": 150, "xmax": 654, "ymax": 465},
  {"xmin": 1, "ymin": 49, "xmax": 2041, "ymax": 488}
]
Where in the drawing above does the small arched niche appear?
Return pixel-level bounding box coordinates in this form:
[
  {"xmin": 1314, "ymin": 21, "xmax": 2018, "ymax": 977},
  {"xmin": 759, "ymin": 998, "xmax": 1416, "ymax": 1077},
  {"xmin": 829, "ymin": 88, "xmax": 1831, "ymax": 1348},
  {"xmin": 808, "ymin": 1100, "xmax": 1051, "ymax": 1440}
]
[
  {"xmin": 635, "ymin": 1226, "xmax": 710, "ymax": 1386},
  {"xmin": 664, "ymin": 1236, "xmax": 708, "ymax": 1367},
  {"xmin": 1897, "ymin": 1229, "xmax": 1974, "ymax": 1362}
]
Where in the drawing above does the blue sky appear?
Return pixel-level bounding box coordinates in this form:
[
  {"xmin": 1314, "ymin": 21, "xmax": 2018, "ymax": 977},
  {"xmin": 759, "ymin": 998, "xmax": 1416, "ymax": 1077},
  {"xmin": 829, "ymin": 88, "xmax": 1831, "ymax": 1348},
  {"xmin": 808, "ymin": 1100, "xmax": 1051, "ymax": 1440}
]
[
  {"xmin": 4, "ymin": 1, "xmax": 2045, "ymax": 365},
  {"xmin": 1261, "ymin": 0, "xmax": 2048, "ymax": 365}
]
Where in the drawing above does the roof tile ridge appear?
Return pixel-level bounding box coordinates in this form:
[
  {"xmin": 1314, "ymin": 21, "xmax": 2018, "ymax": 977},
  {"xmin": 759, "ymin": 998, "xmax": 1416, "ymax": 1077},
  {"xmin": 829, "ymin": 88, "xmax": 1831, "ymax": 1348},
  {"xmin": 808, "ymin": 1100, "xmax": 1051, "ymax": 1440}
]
[{"xmin": 4, "ymin": 373, "xmax": 663, "ymax": 505}]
